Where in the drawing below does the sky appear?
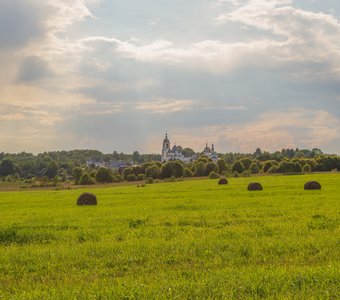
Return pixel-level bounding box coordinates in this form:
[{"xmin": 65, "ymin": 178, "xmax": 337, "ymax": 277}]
[{"xmin": 1, "ymin": 0, "xmax": 340, "ymax": 155}]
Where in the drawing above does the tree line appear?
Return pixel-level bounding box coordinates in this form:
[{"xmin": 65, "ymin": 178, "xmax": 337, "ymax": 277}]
[{"xmin": 0, "ymin": 148, "xmax": 339, "ymax": 186}]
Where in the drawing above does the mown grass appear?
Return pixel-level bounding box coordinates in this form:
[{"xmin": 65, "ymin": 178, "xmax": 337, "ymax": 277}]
[{"xmin": 0, "ymin": 174, "xmax": 339, "ymax": 299}]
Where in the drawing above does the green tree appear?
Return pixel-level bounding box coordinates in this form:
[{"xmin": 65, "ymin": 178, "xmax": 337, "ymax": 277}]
[
  {"xmin": 173, "ymin": 161, "xmax": 184, "ymax": 178},
  {"xmin": 209, "ymin": 171, "xmax": 220, "ymax": 179},
  {"xmin": 95, "ymin": 167, "xmax": 114, "ymax": 183},
  {"xmin": 205, "ymin": 162, "xmax": 218, "ymax": 176},
  {"xmin": 72, "ymin": 167, "xmax": 83, "ymax": 184},
  {"xmin": 45, "ymin": 160, "xmax": 59, "ymax": 179},
  {"xmin": 249, "ymin": 162, "xmax": 260, "ymax": 174},
  {"xmin": 184, "ymin": 168, "xmax": 193, "ymax": 177},
  {"xmin": 217, "ymin": 159, "xmax": 228, "ymax": 174},
  {"xmin": 132, "ymin": 151, "xmax": 141, "ymax": 163},
  {"xmin": 231, "ymin": 161, "xmax": 245, "ymax": 174},
  {"xmin": 123, "ymin": 167, "xmax": 133, "ymax": 179},
  {"xmin": 78, "ymin": 173, "xmax": 95, "ymax": 185},
  {"xmin": 240, "ymin": 158, "xmax": 253, "ymax": 170},
  {"xmin": 262, "ymin": 160, "xmax": 278, "ymax": 173},
  {"xmin": 302, "ymin": 164, "xmax": 311, "ymax": 173},
  {"xmin": 182, "ymin": 147, "xmax": 195, "ymax": 157},
  {"xmin": 193, "ymin": 161, "xmax": 205, "ymax": 177},
  {"xmin": 126, "ymin": 174, "xmax": 137, "ymax": 181},
  {"xmin": 145, "ymin": 165, "xmax": 160, "ymax": 179},
  {"xmin": 0, "ymin": 158, "xmax": 15, "ymax": 177},
  {"xmin": 160, "ymin": 162, "xmax": 176, "ymax": 179}
]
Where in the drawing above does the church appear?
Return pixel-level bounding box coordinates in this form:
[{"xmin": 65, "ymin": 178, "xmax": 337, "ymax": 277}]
[{"xmin": 161, "ymin": 133, "xmax": 219, "ymax": 163}]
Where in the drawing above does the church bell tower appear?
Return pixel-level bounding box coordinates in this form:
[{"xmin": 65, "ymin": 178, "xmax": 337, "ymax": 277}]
[{"xmin": 161, "ymin": 133, "xmax": 171, "ymax": 162}]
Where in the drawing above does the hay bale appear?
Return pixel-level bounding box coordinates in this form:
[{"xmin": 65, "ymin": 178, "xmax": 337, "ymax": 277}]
[
  {"xmin": 304, "ymin": 181, "xmax": 321, "ymax": 190},
  {"xmin": 247, "ymin": 182, "xmax": 263, "ymax": 191},
  {"xmin": 218, "ymin": 178, "xmax": 228, "ymax": 185},
  {"xmin": 77, "ymin": 192, "xmax": 97, "ymax": 206}
]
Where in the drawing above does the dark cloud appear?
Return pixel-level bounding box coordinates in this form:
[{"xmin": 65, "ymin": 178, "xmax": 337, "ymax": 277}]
[
  {"xmin": 16, "ymin": 56, "xmax": 53, "ymax": 83},
  {"xmin": 0, "ymin": 0, "xmax": 43, "ymax": 50}
]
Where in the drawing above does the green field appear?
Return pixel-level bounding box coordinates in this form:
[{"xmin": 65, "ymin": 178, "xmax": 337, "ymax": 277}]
[{"xmin": 0, "ymin": 174, "xmax": 339, "ymax": 299}]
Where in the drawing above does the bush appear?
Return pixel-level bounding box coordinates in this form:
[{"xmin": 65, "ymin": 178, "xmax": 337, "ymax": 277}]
[
  {"xmin": 72, "ymin": 167, "xmax": 83, "ymax": 184},
  {"xmin": 233, "ymin": 171, "xmax": 239, "ymax": 178},
  {"xmin": 262, "ymin": 160, "xmax": 278, "ymax": 173},
  {"xmin": 146, "ymin": 177, "xmax": 154, "ymax": 184},
  {"xmin": 209, "ymin": 171, "xmax": 220, "ymax": 179},
  {"xmin": 126, "ymin": 174, "xmax": 137, "ymax": 182},
  {"xmin": 113, "ymin": 175, "xmax": 123, "ymax": 183},
  {"xmin": 160, "ymin": 162, "xmax": 173, "ymax": 179},
  {"xmin": 137, "ymin": 174, "xmax": 145, "ymax": 181},
  {"xmin": 267, "ymin": 165, "xmax": 278, "ymax": 174},
  {"xmin": 217, "ymin": 159, "xmax": 228, "ymax": 174},
  {"xmin": 78, "ymin": 173, "xmax": 95, "ymax": 185},
  {"xmin": 173, "ymin": 161, "xmax": 184, "ymax": 178},
  {"xmin": 95, "ymin": 167, "xmax": 114, "ymax": 183},
  {"xmin": 302, "ymin": 164, "xmax": 311, "ymax": 173},
  {"xmin": 231, "ymin": 161, "xmax": 245, "ymax": 174},
  {"xmin": 240, "ymin": 158, "xmax": 253, "ymax": 170},
  {"xmin": 123, "ymin": 168, "xmax": 133, "ymax": 179},
  {"xmin": 242, "ymin": 170, "xmax": 251, "ymax": 177},
  {"xmin": 145, "ymin": 165, "xmax": 160, "ymax": 179},
  {"xmin": 249, "ymin": 162, "xmax": 260, "ymax": 174},
  {"xmin": 205, "ymin": 162, "xmax": 218, "ymax": 176},
  {"xmin": 184, "ymin": 168, "xmax": 193, "ymax": 177},
  {"xmin": 193, "ymin": 161, "xmax": 205, "ymax": 177}
]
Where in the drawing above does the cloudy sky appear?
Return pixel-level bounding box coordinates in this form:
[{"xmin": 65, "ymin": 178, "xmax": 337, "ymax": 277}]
[{"xmin": 1, "ymin": 0, "xmax": 340, "ymax": 154}]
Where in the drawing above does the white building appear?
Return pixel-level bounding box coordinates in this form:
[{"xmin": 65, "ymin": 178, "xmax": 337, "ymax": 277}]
[{"xmin": 161, "ymin": 133, "xmax": 219, "ymax": 163}]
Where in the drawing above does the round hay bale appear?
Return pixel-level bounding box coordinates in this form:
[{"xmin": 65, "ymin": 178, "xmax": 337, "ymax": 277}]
[
  {"xmin": 247, "ymin": 182, "xmax": 263, "ymax": 191},
  {"xmin": 218, "ymin": 178, "xmax": 228, "ymax": 185},
  {"xmin": 77, "ymin": 192, "xmax": 97, "ymax": 206},
  {"xmin": 304, "ymin": 181, "xmax": 321, "ymax": 190}
]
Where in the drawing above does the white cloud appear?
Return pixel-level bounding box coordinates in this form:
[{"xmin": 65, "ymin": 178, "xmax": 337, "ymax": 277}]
[
  {"xmin": 136, "ymin": 99, "xmax": 194, "ymax": 113},
  {"xmin": 145, "ymin": 109, "xmax": 340, "ymax": 153}
]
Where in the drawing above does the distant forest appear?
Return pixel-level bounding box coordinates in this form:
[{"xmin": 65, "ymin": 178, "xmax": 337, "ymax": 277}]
[{"xmin": 0, "ymin": 148, "xmax": 339, "ymax": 186}]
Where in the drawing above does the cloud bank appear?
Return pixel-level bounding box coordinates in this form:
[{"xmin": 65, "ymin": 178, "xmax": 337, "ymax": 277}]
[{"xmin": 1, "ymin": 0, "xmax": 340, "ymax": 154}]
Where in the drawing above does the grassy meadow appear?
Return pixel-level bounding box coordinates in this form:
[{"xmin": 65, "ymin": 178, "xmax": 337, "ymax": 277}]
[{"xmin": 0, "ymin": 174, "xmax": 339, "ymax": 299}]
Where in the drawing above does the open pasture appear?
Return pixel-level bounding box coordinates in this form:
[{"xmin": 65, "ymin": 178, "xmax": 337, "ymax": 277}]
[{"xmin": 0, "ymin": 174, "xmax": 339, "ymax": 299}]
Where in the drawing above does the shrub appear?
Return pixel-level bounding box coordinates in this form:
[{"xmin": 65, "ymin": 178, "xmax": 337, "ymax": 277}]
[
  {"xmin": 160, "ymin": 162, "xmax": 174, "ymax": 179},
  {"xmin": 242, "ymin": 170, "xmax": 251, "ymax": 177},
  {"xmin": 95, "ymin": 167, "xmax": 114, "ymax": 183},
  {"xmin": 209, "ymin": 171, "xmax": 220, "ymax": 179},
  {"xmin": 145, "ymin": 165, "xmax": 160, "ymax": 179},
  {"xmin": 193, "ymin": 161, "xmax": 205, "ymax": 177},
  {"xmin": 267, "ymin": 165, "xmax": 278, "ymax": 174},
  {"xmin": 113, "ymin": 175, "xmax": 123, "ymax": 183},
  {"xmin": 217, "ymin": 159, "xmax": 228, "ymax": 174},
  {"xmin": 146, "ymin": 177, "xmax": 154, "ymax": 184},
  {"xmin": 205, "ymin": 162, "xmax": 218, "ymax": 176},
  {"xmin": 126, "ymin": 174, "xmax": 137, "ymax": 182},
  {"xmin": 240, "ymin": 158, "xmax": 253, "ymax": 170},
  {"xmin": 78, "ymin": 173, "xmax": 95, "ymax": 185},
  {"xmin": 262, "ymin": 160, "xmax": 278, "ymax": 173},
  {"xmin": 72, "ymin": 167, "xmax": 83, "ymax": 184},
  {"xmin": 233, "ymin": 171, "xmax": 239, "ymax": 178},
  {"xmin": 249, "ymin": 162, "xmax": 260, "ymax": 174},
  {"xmin": 137, "ymin": 174, "xmax": 145, "ymax": 181},
  {"xmin": 302, "ymin": 164, "xmax": 311, "ymax": 173},
  {"xmin": 231, "ymin": 161, "xmax": 245, "ymax": 174},
  {"xmin": 184, "ymin": 168, "xmax": 193, "ymax": 178},
  {"xmin": 173, "ymin": 161, "xmax": 184, "ymax": 178}
]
